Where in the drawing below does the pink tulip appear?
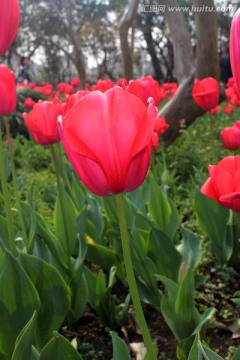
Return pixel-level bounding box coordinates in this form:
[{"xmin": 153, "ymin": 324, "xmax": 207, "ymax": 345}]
[
  {"xmin": 59, "ymin": 87, "xmax": 158, "ymax": 196},
  {"xmin": 23, "ymin": 101, "xmax": 62, "ymax": 145},
  {"xmin": 230, "ymin": 9, "xmax": 240, "ymax": 97},
  {"xmin": 0, "ymin": 65, "xmax": 17, "ymax": 115},
  {"xmin": 0, "ymin": 0, "xmax": 19, "ymax": 56}
]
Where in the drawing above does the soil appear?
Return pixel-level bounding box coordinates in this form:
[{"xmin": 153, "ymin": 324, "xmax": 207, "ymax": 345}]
[{"xmin": 61, "ymin": 262, "xmax": 240, "ymax": 359}]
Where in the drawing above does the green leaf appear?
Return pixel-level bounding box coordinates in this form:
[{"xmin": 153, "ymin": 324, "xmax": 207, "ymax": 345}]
[
  {"xmin": 188, "ymin": 333, "xmax": 224, "ymax": 360},
  {"xmin": 179, "ymin": 228, "xmax": 202, "ymax": 270},
  {"xmin": 86, "ymin": 198, "xmax": 105, "ymax": 243},
  {"xmin": 39, "ymin": 332, "xmax": 83, "ymax": 360},
  {"xmin": 11, "ymin": 311, "xmax": 37, "ymax": 360},
  {"xmin": 0, "ymin": 251, "xmax": 40, "ymax": 358},
  {"xmin": 67, "ymin": 268, "xmax": 88, "ymax": 324},
  {"xmin": 159, "ymin": 270, "xmax": 201, "ymax": 342},
  {"xmin": 188, "ymin": 334, "xmax": 200, "ymax": 360},
  {"xmin": 148, "ymin": 227, "xmax": 182, "ymax": 281},
  {"xmin": 0, "ymin": 214, "xmax": 9, "ymax": 251},
  {"xmin": 111, "ymin": 332, "xmax": 131, "ymax": 360},
  {"xmin": 82, "ymin": 266, "xmax": 97, "ymax": 309},
  {"xmin": 148, "ymin": 175, "xmax": 172, "ymax": 231},
  {"xmin": 19, "ymin": 253, "xmax": 71, "ymax": 349},
  {"xmin": 86, "ymin": 239, "xmax": 125, "ymax": 280},
  {"xmin": 232, "ymin": 347, "xmax": 240, "ymax": 360},
  {"xmin": 54, "ymin": 187, "xmax": 78, "ymax": 256},
  {"xmin": 194, "ymin": 190, "xmax": 230, "ymax": 263},
  {"xmin": 202, "ymin": 344, "xmax": 224, "ymax": 360},
  {"xmin": 36, "ymin": 213, "xmax": 69, "ymax": 271}
]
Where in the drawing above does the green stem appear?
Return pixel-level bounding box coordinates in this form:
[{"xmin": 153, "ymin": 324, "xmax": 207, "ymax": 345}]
[
  {"xmin": 4, "ymin": 116, "xmax": 28, "ymax": 246},
  {"xmin": 208, "ymin": 112, "xmax": 215, "ymax": 162},
  {"xmin": 115, "ymin": 193, "xmax": 157, "ymax": 360},
  {"xmin": 50, "ymin": 144, "xmax": 71, "ymax": 266},
  {"xmin": 0, "ymin": 119, "xmax": 16, "ymax": 255}
]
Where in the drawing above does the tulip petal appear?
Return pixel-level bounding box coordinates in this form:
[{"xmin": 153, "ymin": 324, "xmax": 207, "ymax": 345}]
[
  {"xmin": 200, "ymin": 178, "xmax": 219, "ymax": 202},
  {"xmin": 220, "ymin": 191, "xmax": 240, "ymax": 212},
  {"xmin": 208, "ymin": 163, "xmax": 235, "ymax": 197}
]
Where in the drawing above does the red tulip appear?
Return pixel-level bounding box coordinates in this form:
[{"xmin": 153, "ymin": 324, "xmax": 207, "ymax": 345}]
[
  {"xmin": 220, "ymin": 126, "xmax": 240, "ymax": 150},
  {"xmin": 0, "ymin": 0, "xmax": 19, "ymax": 56},
  {"xmin": 192, "ymin": 77, "xmax": 219, "ymax": 111},
  {"xmin": 223, "ymin": 103, "xmax": 234, "ymax": 115},
  {"xmin": 24, "ymin": 97, "xmax": 36, "ymax": 109},
  {"xmin": 22, "ymin": 101, "xmax": 62, "ymax": 145},
  {"xmin": 62, "ymin": 90, "xmax": 90, "ymax": 116},
  {"xmin": 201, "ymin": 156, "xmax": 240, "ymax": 212},
  {"xmin": 127, "ymin": 76, "xmax": 163, "ymax": 106},
  {"xmin": 91, "ymin": 79, "xmax": 114, "ymax": 92},
  {"xmin": 70, "ymin": 77, "xmax": 80, "ymax": 88},
  {"xmin": 210, "ymin": 105, "xmax": 220, "ymax": 115},
  {"xmin": 59, "ymin": 86, "xmax": 158, "ymax": 196},
  {"xmin": 152, "ymin": 132, "xmax": 159, "ymax": 152},
  {"xmin": 0, "ymin": 65, "xmax": 17, "ymax": 115},
  {"xmin": 154, "ymin": 117, "xmax": 169, "ymax": 134},
  {"xmin": 230, "ymin": 9, "xmax": 240, "ymax": 97}
]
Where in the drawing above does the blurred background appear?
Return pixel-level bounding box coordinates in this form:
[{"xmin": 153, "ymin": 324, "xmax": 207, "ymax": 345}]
[{"xmin": 0, "ymin": 0, "xmax": 238, "ymax": 86}]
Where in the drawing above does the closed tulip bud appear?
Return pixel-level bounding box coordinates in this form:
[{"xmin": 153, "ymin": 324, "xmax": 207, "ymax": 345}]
[
  {"xmin": 0, "ymin": 65, "xmax": 17, "ymax": 115},
  {"xmin": 59, "ymin": 86, "xmax": 158, "ymax": 196},
  {"xmin": 0, "ymin": 0, "xmax": 19, "ymax": 56}
]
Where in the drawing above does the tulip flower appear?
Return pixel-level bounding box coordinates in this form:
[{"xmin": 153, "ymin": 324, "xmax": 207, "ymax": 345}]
[
  {"xmin": 230, "ymin": 9, "xmax": 240, "ymax": 97},
  {"xmin": 70, "ymin": 77, "xmax": 80, "ymax": 88},
  {"xmin": 24, "ymin": 97, "xmax": 36, "ymax": 109},
  {"xmin": 192, "ymin": 77, "xmax": 219, "ymax": 111},
  {"xmin": 91, "ymin": 79, "xmax": 114, "ymax": 92},
  {"xmin": 152, "ymin": 132, "xmax": 159, "ymax": 152},
  {"xmin": 223, "ymin": 103, "xmax": 234, "ymax": 115},
  {"xmin": 154, "ymin": 117, "xmax": 169, "ymax": 134},
  {"xmin": 220, "ymin": 126, "xmax": 240, "ymax": 150},
  {"xmin": 0, "ymin": 0, "xmax": 19, "ymax": 56},
  {"xmin": 22, "ymin": 101, "xmax": 62, "ymax": 145},
  {"xmin": 59, "ymin": 86, "xmax": 158, "ymax": 196},
  {"xmin": 210, "ymin": 106, "xmax": 220, "ymax": 115},
  {"xmin": 201, "ymin": 156, "xmax": 240, "ymax": 212},
  {"xmin": 0, "ymin": 65, "xmax": 17, "ymax": 115},
  {"xmin": 127, "ymin": 76, "xmax": 164, "ymax": 106}
]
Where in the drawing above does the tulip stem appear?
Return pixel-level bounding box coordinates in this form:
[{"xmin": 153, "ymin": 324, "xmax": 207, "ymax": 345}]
[
  {"xmin": 208, "ymin": 112, "xmax": 215, "ymax": 162},
  {"xmin": 0, "ymin": 119, "xmax": 16, "ymax": 255},
  {"xmin": 50, "ymin": 144, "xmax": 71, "ymax": 266},
  {"xmin": 3, "ymin": 116, "xmax": 28, "ymax": 247},
  {"xmin": 115, "ymin": 193, "xmax": 157, "ymax": 360}
]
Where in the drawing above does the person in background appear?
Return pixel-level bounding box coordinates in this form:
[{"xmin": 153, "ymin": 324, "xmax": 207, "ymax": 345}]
[{"xmin": 17, "ymin": 56, "xmax": 34, "ymax": 84}]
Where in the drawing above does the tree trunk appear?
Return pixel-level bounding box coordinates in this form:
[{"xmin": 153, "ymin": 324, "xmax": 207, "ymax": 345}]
[
  {"xmin": 119, "ymin": 0, "xmax": 139, "ymax": 80},
  {"xmin": 158, "ymin": 0, "xmax": 219, "ymax": 144},
  {"xmin": 161, "ymin": 0, "xmax": 194, "ymax": 82},
  {"xmin": 194, "ymin": 0, "xmax": 219, "ymax": 80},
  {"xmin": 143, "ymin": 27, "xmax": 164, "ymax": 82}
]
